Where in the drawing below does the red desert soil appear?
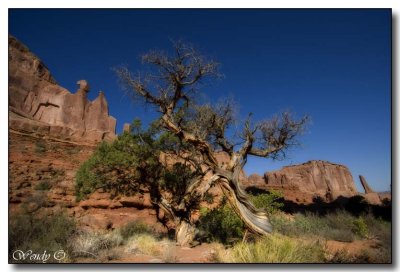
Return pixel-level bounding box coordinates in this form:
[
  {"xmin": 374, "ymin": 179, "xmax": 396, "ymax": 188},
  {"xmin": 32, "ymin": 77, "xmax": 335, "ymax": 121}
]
[
  {"xmin": 325, "ymin": 239, "xmax": 379, "ymax": 256},
  {"xmin": 77, "ymin": 243, "xmax": 218, "ymax": 263}
]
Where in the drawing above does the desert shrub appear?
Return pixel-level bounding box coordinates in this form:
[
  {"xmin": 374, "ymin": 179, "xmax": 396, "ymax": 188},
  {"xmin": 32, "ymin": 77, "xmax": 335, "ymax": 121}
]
[
  {"xmin": 203, "ymin": 192, "xmax": 215, "ymax": 204},
  {"xmin": 197, "ymin": 201, "xmax": 244, "ymax": 244},
  {"xmin": 27, "ymin": 192, "xmax": 53, "ymax": 212},
  {"xmin": 75, "ymin": 120, "xmax": 164, "ymax": 201},
  {"xmin": 9, "ymin": 210, "xmax": 76, "ymax": 263},
  {"xmin": 250, "ymin": 190, "xmax": 284, "ymax": 215},
  {"xmin": 124, "ymin": 234, "xmax": 175, "ymax": 260},
  {"xmin": 271, "ymin": 210, "xmax": 391, "ymax": 247},
  {"xmin": 271, "ymin": 210, "xmax": 357, "ymax": 242},
  {"xmin": 322, "ymin": 210, "xmax": 357, "ymax": 241},
  {"xmin": 66, "ymin": 146, "xmax": 81, "ymax": 155},
  {"xmin": 70, "ymin": 230, "xmax": 123, "ymax": 258},
  {"xmin": 328, "ymin": 248, "xmax": 391, "ymax": 264},
  {"xmin": 34, "ymin": 180, "xmax": 52, "ymax": 191},
  {"xmin": 352, "ymin": 217, "xmax": 368, "ymax": 238},
  {"xmin": 35, "ymin": 141, "xmax": 47, "ymax": 153},
  {"xmin": 215, "ymin": 233, "xmax": 325, "ymax": 263},
  {"xmin": 119, "ymin": 221, "xmax": 157, "ymax": 240},
  {"xmin": 125, "ymin": 234, "xmax": 160, "ymax": 256},
  {"xmin": 362, "ymin": 212, "xmax": 391, "ymax": 250},
  {"xmin": 50, "ymin": 168, "xmax": 65, "ymax": 181},
  {"xmin": 319, "ymin": 228, "xmax": 355, "ymax": 242},
  {"xmin": 357, "ymin": 248, "xmax": 391, "ymax": 263},
  {"xmin": 75, "ymin": 137, "xmax": 137, "ymax": 201}
]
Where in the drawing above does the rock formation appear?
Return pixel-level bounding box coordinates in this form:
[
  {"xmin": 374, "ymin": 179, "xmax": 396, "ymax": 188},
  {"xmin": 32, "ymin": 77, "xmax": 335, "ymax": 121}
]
[
  {"xmin": 359, "ymin": 175, "xmax": 374, "ymax": 194},
  {"xmin": 245, "ymin": 174, "xmax": 265, "ymax": 188},
  {"xmin": 9, "ymin": 35, "xmax": 116, "ymax": 143},
  {"xmin": 358, "ymin": 175, "xmax": 382, "ymax": 205},
  {"xmin": 263, "ymin": 160, "xmax": 358, "ymax": 200}
]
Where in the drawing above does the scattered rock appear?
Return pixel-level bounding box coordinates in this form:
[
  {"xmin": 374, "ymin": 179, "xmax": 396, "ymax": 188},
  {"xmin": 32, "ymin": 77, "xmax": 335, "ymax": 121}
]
[{"xmin": 363, "ymin": 193, "xmax": 382, "ymax": 205}]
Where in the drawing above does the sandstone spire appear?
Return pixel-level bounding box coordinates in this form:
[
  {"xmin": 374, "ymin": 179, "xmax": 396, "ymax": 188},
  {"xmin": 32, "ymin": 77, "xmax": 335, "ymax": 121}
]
[
  {"xmin": 359, "ymin": 175, "xmax": 375, "ymax": 194},
  {"xmin": 9, "ymin": 35, "xmax": 117, "ymax": 143}
]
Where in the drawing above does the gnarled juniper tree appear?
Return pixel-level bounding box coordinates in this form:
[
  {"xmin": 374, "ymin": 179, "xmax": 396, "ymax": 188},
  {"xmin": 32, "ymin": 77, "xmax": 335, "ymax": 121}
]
[
  {"xmin": 76, "ymin": 119, "xmax": 211, "ymax": 245},
  {"xmin": 112, "ymin": 41, "xmax": 309, "ymax": 246}
]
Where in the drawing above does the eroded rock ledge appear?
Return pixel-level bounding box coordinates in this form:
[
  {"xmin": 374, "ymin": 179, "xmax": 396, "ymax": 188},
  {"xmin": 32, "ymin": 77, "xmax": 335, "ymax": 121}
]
[{"xmin": 9, "ymin": 35, "xmax": 116, "ymax": 143}]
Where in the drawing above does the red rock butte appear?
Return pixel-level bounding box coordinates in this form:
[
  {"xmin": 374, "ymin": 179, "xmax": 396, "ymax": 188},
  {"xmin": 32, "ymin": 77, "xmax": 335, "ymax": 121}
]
[
  {"xmin": 264, "ymin": 160, "xmax": 358, "ymax": 199},
  {"xmin": 8, "ymin": 35, "xmax": 117, "ymax": 144}
]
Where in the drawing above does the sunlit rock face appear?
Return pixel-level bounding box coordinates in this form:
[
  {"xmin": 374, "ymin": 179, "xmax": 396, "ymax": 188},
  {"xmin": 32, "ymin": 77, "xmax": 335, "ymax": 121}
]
[
  {"xmin": 263, "ymin": 160, "xmax": 358, "ymax": 200},
  {"xmin": 9, "ymin": 35, "xmax": 116, "ymax": 143}
]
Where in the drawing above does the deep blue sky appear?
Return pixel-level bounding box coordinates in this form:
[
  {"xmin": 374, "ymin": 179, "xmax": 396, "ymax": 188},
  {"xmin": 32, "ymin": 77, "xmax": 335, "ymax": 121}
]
[{"xmin": 9, "ymin": 9, "xmax": 391, "ymax": 192}]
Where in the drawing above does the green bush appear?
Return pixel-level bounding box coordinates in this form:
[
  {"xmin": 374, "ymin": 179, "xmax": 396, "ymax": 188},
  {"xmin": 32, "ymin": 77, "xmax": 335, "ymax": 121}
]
[
  {"xmin": 362, "ymin": 212, "xmax": 391, "ymax": 247},
  {"xmin": 250, "ymin": 190, "xmax": 284, "ymax": 215},
  {"xmin": 120, "ymin": 221, "xmax": 157, "ymax": 240},
  {"xmin": 197, "ymin": 201, "xmax": 244, "ymax": 244},
  {"xmin": 271, "ymin": 210, "xmax": 390, "ymax": 244},
  {"xmin": 34, "ymin": 180, "xmax": 52, "ymax": 191},
  {"xmin": 352, "ymin": 217, "xmax": 368, "ymax": 238},
  {"xmin": 35, "ymin": 141, "xmax": 47, "ymax": 153},
  {"xmin": 9, "ymin": 210, "xmax": 76, "ymax": 263},
  {"xmin": 203, "ymin": 192, "xmax": 214, "ymax": 204},
  {"xmin": 75, "ymin": 129, "xmax": 160, "ymax": 201},
  {"xmin": 271, "ymin": 210, "xmax": 357, "ymax": 242}
]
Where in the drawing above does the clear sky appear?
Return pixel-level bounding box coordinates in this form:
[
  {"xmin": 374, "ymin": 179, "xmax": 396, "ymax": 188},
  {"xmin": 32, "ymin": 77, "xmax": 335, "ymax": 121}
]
[{"xmin": 9, "ymin": 9, "xmax": 391, "ymax": 192}]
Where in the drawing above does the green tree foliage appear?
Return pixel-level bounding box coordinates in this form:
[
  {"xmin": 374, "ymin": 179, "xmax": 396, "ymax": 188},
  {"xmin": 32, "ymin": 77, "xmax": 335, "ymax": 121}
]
[
  {"xmin": 76, "ymin": 120, "xmax": 161, "ymax": 201},
  {"xmin": 352, "ymin": 217, "xmax": 369, "ymax": 238},
  {"xmin": 250, "ymin": 190, "xmax": 284, "ymax": 215},
  {"xmin": 197, "ymin": 198, "xmax": 244, "ymax": 244},
  {"xmin": 76, "ymin": 119, "xmax": 201, "ymax": 217}
]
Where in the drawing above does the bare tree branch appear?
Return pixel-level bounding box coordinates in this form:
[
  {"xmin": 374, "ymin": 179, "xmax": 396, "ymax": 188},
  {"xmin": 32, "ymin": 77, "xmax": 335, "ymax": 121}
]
[
  {"xmin": 249, "ymin": 112, "xmax": 310, "ymax": 160},
  {"xmin": 115, "ymin": 41, "xmax": 310, "ymax": 244}
]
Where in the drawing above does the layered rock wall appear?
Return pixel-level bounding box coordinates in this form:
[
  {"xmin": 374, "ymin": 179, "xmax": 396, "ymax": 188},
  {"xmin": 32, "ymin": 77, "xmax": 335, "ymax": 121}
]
[
  {"xmin": 263, "ymin": 160, "xmax": 358, "ymax": 200},
  {"xmin": 9, "ymin": 35, "xmax": 116, "ymax": 143}
]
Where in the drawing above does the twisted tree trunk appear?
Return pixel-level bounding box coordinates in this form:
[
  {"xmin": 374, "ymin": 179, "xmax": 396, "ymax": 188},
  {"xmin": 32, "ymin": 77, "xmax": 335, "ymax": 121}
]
[
  {"xmin": 213, "ymin": 161, "xmax": 273, "ymax": 235},
  {"xmin": 157, "ymin": 196, "xmax": 198, "ymax": 246},
  {"xmin": 217, "ymin": 176, "xmax": 272, "ymax": 235},
  {"xmin": 175, "ymin": 220, "xmax": 197, "ymax": 246}
]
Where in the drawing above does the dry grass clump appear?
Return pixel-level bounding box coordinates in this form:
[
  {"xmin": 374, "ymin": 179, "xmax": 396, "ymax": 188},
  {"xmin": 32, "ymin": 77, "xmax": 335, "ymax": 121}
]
[
  {"xmin": 214, "ymin": 233, "xmax": 325, "ymax": 263},
  {"xmin": 125, "ymin": 234, "xmax": 176, "ymax": 259},
  {"xmin": 125, "ymin": 234, "xmax": 160, "ymax": 256},
  {"xmin": 69, "ymin": 220, "xmax": 177, "ymax": 262},
  {"xmin": 70, "ymin": 230, "xmax": 123, "ymax": 258}
]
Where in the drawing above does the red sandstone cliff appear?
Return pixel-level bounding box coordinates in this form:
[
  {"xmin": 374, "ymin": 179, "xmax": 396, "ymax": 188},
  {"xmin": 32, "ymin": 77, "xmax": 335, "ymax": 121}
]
[
  {"xmin": 259, "ymin": 160, "xmax": 358, "ymax": 201},
  {"xmin": 9, "ymin": 35, "xmax": 116, "ymax": 143}
]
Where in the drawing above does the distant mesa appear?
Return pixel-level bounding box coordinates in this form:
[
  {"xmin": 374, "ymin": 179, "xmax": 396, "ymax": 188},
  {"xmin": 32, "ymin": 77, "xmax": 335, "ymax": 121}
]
[
  {"xmin": 243, "ymin": 160, "xmax": 388, "ymax": 205},
  {"xmin": 263, "ymin": 160, "xmax": 358, "ymax": 201},
  {"xmin": 247, "ymin": 173, "xmax": 265, "ymax": 188},
  {"xmin": 8, "ymin": 35, "xmax": 117, "ymax": 144}
]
